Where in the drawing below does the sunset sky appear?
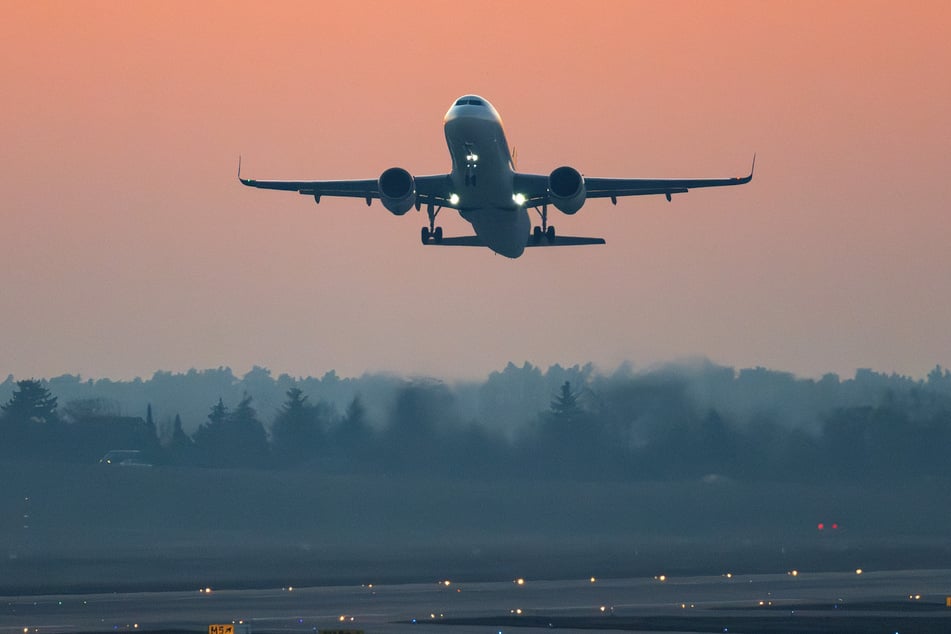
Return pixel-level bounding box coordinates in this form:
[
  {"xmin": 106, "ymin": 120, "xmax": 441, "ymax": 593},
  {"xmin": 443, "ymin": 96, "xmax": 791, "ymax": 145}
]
[{"xmin": 2, "ymin": 1, "xmax": 949, "ymax": 381}]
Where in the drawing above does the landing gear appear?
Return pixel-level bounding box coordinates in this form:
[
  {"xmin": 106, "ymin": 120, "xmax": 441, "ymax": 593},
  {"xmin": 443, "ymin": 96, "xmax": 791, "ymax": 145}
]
[
  {"xmin": 422, "ymin": 202, "xmax": 444, "ymax": 244},
  {"xmin": 531, "ymin": 204, "xmax": 556, "ymax": 244}
]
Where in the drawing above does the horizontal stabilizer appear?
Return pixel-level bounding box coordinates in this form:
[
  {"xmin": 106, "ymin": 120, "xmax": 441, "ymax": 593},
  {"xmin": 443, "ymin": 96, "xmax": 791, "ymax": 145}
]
[
  {"xmin": 428, "ymin": 235, "xmax": 486, "ymax": 247},
  {"xmin": 424, "ymin": 235, "xmax": 605, "ymax": 247},
  {"xmin": 526, "ymin": 235, "xmax": 606, "ymax": 247}
]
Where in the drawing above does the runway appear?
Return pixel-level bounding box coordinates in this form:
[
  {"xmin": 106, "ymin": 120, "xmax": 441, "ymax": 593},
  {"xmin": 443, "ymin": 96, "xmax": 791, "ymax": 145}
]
[{"xmin": 3, "ymin": 569, "xmax": 951, "ymax": 634}]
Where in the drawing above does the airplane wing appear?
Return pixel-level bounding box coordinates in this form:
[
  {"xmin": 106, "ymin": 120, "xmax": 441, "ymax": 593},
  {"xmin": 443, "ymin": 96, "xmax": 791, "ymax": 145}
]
[
  {"xmin": 238, "ymin": 162, "xmax": 454, "ymax": 207},
  {"xmin": 514, "ymin": 157, "xmax": 754, "ymax": 206}
]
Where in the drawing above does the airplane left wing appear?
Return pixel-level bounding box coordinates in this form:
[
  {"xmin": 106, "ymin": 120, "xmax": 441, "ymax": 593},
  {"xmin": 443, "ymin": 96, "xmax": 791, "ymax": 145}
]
[
  {"xmin": 238, "ymin": 161, "xmax": 454, "ymax": 207},
  {"xmin": 239, "ymin": 175, "xmax": 380, "ymax": 199}
]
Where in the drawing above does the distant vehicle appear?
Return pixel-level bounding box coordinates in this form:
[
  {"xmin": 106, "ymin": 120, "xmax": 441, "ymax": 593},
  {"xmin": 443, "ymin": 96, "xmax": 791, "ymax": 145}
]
[
  {"xmin": 240, "ymin": 94, "xmax": 754, "ymax": 258},
  {"xmin": 99, "ymin": 449, "xmax": 152, "ymax": 467}
]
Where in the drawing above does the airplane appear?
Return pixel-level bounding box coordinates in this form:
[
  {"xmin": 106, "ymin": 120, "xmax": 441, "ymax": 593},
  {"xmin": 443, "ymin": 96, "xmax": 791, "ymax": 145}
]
[{"xmin": 239, "ymin": 94, "xmax": 753, "ymax": 259}]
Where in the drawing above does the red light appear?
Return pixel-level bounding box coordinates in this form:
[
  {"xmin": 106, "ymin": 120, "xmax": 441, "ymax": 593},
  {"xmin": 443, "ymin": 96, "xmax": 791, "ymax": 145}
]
[
  {"xmin": 832, "ymin": 523, "xmax": 839, "ymax": 530},
  {"xmin": 817, "ymin": 523, "xmax": 825, "ymax": 531}
]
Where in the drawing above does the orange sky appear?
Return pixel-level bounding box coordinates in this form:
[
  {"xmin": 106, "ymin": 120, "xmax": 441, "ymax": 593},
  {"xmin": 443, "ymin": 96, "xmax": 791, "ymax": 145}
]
[{"xmin": 2, "ymin": 0, "xmax": 949, "ymax": 381}]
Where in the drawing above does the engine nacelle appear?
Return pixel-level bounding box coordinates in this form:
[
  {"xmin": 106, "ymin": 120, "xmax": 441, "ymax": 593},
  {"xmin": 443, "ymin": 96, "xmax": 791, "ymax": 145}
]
[
  {"xmin": 378, "ymin": 167, "xmax": 416, "ymax": 215},
  {"xmin": 548, "ymin": 166, "xmax": 586, "ymax": 214}
]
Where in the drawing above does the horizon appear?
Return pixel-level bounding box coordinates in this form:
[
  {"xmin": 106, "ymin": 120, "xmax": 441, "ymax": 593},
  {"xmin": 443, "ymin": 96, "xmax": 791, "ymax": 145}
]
[{"xmin": 3, "ymin": 356, "xmax": 949, "ymax": 385}]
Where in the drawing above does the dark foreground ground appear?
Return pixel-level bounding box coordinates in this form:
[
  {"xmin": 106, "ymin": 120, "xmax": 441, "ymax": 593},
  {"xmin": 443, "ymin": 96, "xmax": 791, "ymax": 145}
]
[{"xmin": 3, "ymin": 459, "xmax": 951, "ymax": 596}]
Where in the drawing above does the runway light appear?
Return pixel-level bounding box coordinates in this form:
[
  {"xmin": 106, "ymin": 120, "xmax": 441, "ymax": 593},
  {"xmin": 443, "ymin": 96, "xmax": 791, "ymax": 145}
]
[
  {"xmin": 788, "ymin": 570, "xmax": 799, "ymax": 577},
  {"xmin": 855, "ymin": 569, "xmax": 863, "ymax": 575},
  {"xmin": 590, "ymin": 576, "xmax": 597, "ymax": 583},
  {"xmin": 441, "ymin": 579, "xmax": 451, "ymax": 587},
  {"xmin": 818, "ymin": 523, "xmax": 825, "ymax": 531},
  {"xmin": 515, "ymin": 578, "xmax": 525, "ymax": 586}
]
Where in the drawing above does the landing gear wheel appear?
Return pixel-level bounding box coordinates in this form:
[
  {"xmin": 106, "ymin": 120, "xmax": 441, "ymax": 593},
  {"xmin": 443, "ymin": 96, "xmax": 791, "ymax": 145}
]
[
  {"xmin": 433, "ymin": 226, "xmax": 443, "ymax": 244},
  {"xmin": 532, "ymin": 226, "xmax": 543, "ymax": 244},
  {"xmin": 421, "ymin": 226, "xmax": 431, "ymax": 244},
  {"xmin": 546, "ymin": 226, "xmax": 556, "ymax": 242}
]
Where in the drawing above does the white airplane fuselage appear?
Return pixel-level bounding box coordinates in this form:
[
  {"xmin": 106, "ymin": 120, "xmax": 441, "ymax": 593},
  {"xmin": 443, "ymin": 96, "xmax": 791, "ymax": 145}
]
[{"xmin": 443, "ymin": 96, "xmax": 530, "ymax": 258}]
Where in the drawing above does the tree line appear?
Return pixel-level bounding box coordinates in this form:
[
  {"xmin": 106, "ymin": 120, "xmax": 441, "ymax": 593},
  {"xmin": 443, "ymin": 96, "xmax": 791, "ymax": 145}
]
[{"xmin": 2, "ymin": 361, "xmax": 951, "ymax": 482}]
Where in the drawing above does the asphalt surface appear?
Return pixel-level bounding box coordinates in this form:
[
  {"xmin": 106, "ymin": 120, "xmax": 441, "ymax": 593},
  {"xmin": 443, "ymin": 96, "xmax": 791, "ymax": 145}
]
[{"xmin": 3, "ymin": 569, "xmax": 951, "ymax": 634}]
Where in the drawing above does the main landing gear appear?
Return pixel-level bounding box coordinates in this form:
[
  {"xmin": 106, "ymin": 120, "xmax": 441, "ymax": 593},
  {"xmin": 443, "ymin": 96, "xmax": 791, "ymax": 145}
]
[
  {"xmin": 421, "ymin": 225, "xmax": 443, "ymax": 244},
  {"xmin": 531, "ymin": 204, "xmax": 556, "ymax": 244},
  {"xmin": 421, "ymin": 201, "xmax": 444, "ymax": 244}
]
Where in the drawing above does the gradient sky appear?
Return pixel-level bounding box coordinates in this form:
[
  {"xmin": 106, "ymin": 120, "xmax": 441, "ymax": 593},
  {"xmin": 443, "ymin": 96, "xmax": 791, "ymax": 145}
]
[{"xmin": 2, "ymin": 1, "xmax": 949, "ymax": 381}]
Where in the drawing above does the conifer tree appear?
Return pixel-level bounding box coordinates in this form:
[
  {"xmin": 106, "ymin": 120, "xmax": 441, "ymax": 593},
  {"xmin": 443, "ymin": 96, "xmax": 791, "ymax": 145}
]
[{"xmin": 1, "ymin": 379, "xmax": 59, "ymax": 425}]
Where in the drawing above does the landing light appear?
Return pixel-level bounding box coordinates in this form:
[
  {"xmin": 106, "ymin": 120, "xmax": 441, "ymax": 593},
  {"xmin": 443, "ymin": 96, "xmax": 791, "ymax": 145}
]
[
  {"xmin": 512, "ymin": 193, "xmax": 526, "ymax": 206},
  {"xmin": 449, "ymin": 193, "xmax": 460, "ymax": 205}
]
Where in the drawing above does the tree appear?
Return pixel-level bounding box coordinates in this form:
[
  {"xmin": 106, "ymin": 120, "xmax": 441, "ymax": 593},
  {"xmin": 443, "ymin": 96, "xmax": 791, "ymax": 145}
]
[
  {"xmin": 1, "ymin": 380, "xmax": 60, "ymax": 456},
  {"xmin": 330, "ymin": 395, "xmax": 376, "ymax": 467},
  {"xmin": 193, "ymin": 394, "xmax": 270, "ymax": 468},
  {"xmin": 271, "ymin": 387, "xmax": 327, "ymax": 467},
  {"xmin": 228, "ymin": 393, "xmax": 270, "ymax": 467},
  {"xmin": 550, "ymin": 381, "xmax": 582, "ymax": 421},
  {"xmin": 192, "ymin": 398, "xmax": 230, "ymax": 466},
  {"xmin": 166, "ymin": 413, "xmax": 196, "ymax": 465},
  {"xmin": 2, "ymin": 379, "xmax": 58, "ymax": 425}
]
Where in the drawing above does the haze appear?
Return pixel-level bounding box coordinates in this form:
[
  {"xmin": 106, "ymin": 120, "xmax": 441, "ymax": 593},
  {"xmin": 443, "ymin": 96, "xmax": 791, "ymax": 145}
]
[{"xmin": 2, "ymin": 1, "xmax": 949, "ymax": 381}]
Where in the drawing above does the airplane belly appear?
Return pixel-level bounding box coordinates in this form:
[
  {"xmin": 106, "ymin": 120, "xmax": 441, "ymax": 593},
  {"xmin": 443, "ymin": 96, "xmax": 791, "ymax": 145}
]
[{"xmin": 469, "ymin": 207, "xmax": 530, "ymax": 258}]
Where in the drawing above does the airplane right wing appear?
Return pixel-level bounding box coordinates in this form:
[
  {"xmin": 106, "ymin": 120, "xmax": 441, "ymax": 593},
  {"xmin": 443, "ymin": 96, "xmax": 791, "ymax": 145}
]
[{"xmin": 514, "ymin": 156, "xmax": 755, "ymax": 207}]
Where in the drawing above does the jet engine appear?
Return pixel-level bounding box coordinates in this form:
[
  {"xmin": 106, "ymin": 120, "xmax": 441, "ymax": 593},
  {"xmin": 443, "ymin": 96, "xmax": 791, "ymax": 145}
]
[
  {"xmin": 378, "ymin": 167, "xmax": 416, "ymax": 215},
  {"xmin": 548, "ymin": 166, "xmax": 585, "ymax": 214}
]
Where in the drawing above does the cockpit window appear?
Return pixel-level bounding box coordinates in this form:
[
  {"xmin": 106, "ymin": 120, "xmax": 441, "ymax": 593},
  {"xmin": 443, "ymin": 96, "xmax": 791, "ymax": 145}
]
[
  {"xmin": 454, "ymin": 98, "xmax": 468, "ymax": 106},
  {"xmin": 468, "ymin": 98, "xmax": 484, "ymax": 106},
  {"xmin": 454, "ymin": 97, "xmax": 485, "ymax": 106}
]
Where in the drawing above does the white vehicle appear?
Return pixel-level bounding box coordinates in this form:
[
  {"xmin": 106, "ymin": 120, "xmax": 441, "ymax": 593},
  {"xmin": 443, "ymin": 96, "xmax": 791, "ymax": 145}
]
[
  {"xmin": 99, "ymin": 449, "xmax": 151, "ymax": 467},
  {"xmin": 240, "ymin": 95, "xmax": 753, "ymax": 258}
]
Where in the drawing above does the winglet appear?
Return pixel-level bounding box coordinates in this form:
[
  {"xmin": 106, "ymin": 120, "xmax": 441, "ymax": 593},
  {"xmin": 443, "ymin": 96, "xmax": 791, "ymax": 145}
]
[
  {"xmin": 734, "ymin": 153, "xmax": 755, "ymax": 184},
  {"xmin": 237, "ymin": 155, "xmax": 254, "ymax": 186}
]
